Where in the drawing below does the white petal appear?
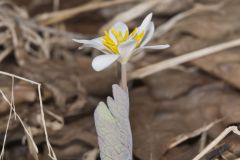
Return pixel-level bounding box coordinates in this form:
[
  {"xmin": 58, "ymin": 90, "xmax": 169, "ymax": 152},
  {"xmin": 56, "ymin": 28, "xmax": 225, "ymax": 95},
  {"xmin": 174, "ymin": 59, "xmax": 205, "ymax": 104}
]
[
  {"xmin": 108, "ymin": 32, "xmax": 117, "ymax": 44},
  {"xmin": 108, "ymin": 22, "xmax": 128, "ymax": 44},
  {"xmin": 133, "ymin": 44, "xmax": 170, "ymax": 55},
  {"xmin": 92, "ymin": 37, "xmax": 104, "ymax": 46},
  {"xmin": 73, "ymin": 38, "xmax": 111, "ymax": 54},
  {"xmin": 92, "ymin": 54, "xmax": 119, "ymax": 71},
  {"xmin": 72, "ymin": 38, "xmax": 104, "ymax": 49},
  {"xmin": 138, "ymin": 13, "xmax": 153, "ymax": 33},
  {"xmin": 140, "ymin": 44, "xmax": 170, "ymax": 50},
  {"xmin": 72, "ymin": 39, "xmax": 87, "ymax": 44},
  {"xmin": 118, "ymin": 39, "xmax": 137, "ymax": 62},
  {"xmin": 112, "ymin": 22, "xmax": 128, "ymax": 35},
  {"xmin": 140, "ymin": 22, "xmax": 154, "ymax": 47}
]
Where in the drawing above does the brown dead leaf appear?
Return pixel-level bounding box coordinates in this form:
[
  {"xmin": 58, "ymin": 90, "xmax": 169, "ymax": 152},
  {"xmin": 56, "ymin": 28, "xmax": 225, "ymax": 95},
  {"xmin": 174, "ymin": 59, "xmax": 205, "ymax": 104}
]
[
  {"xmin": 164, "ymin": 0, "xmax": 240, "ymax": 91},
  {"xmin": 47, "ymin": 117, "xmax": 97, "ymax": 159},
  {"xmin": 168, "ymin": 119, "xmax": 222, "ymax": 150},
  {"xmin": 154, "ymin": 0, "xmax": 194, "ymax": 15},
  {"xmin": 0, "ymin": 80, "xmax": 36, "ymax": 114},
  {"xmin": 144, "ymin": 69, "xmax": 210, "ymax": 99},
  {"xmin": 131, "ymin": 71, "xmax": 240, "ymax": 160},
  {"xmin": 82, "ymin": 149, "xmax": 99, "ymax": 160}
]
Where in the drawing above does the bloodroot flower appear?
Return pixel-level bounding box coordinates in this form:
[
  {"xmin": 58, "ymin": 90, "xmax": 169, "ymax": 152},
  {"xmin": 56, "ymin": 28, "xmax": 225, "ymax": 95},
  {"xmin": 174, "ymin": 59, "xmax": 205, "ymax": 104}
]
[{"xmin": 73, "ymin": 13, "xmax": 169, "ymax": 71}]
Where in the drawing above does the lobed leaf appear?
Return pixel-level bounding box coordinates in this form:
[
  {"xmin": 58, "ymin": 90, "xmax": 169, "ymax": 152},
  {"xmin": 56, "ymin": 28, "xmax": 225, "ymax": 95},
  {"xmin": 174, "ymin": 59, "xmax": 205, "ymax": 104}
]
[{"xmin": 94, "ymin": 84, "xmax": 132, "ymax": 160}]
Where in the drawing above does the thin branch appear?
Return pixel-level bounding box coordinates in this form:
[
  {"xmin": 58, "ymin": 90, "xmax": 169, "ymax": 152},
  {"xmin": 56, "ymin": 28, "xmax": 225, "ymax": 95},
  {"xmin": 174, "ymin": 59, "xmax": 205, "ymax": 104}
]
[
  {"xmin": 0, "ymin": 71, "xmax": 57, "ymax": 160},
  {"xmin": 130, "ymin": 38, "xmax": 240, "ymax": 79},
  {"xmin": 99, "ymin": 0, "xmax": 159, "ymax": 33},
  {"xmin": 37, "ymin": 84, "xmax": 57, "ymax": 160},
  {"xmin": 153, "ymin": 2, "xmax": 225, "ymax": 38},
  {"xmin": 168, "ymin": 119, "xmax": 222, "ymax": 150},
  {"xmin": 35, "ymin": 0, "xmax": 137, "ymax": 25},
  {"xmin": 193, "ymin": 126, "xmax": 240, "ymax": 160},
  {"xmin": 53, "ymin": 0, "xmax": 60, "ymax": 11},
  {"xmin": 0, "ymin": 47, "xmax": 13, "ymax": 63},
  {"xmin": 10, "ymin": 77, "xmax": 17, "ymax": 119},
  {"xmin": 0, "ymin": 71, "xmax": 40, "ymax": 85},
  {"xmin": 0, "ymin": 109, "xmax": 12, "ymax": 160},
  {"xmin": 0, "ymin": 89, "xmax": 39, "ymax": 159},
  {"xmin": 16, "ymin": 15, "xmax": 85, "ymax": 39},
  {"xmin": 199, "ymin": 131, "xmax": 207, "ymax": 152}
]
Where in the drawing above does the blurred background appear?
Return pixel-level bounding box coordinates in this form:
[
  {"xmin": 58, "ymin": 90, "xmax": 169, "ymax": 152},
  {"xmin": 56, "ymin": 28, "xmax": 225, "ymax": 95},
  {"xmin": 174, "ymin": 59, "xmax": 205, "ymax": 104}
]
[{"xmin": 0, "ymin": 0, "xmax": 240, "ymax": 159}]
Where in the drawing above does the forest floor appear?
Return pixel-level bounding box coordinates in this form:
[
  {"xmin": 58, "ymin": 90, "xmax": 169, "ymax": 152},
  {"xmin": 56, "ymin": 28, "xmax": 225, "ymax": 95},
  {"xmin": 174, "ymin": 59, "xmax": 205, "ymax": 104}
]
[{"xmin": 0, "ymin": 0, "xmax": 240, "ymax": 160}]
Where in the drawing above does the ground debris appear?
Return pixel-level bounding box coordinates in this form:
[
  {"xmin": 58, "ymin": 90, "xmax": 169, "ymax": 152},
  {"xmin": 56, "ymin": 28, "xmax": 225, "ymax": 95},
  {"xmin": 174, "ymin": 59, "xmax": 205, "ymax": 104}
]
[{"xmin": 1, "ymin": 0, "xmax": 240, "ymax": 160}]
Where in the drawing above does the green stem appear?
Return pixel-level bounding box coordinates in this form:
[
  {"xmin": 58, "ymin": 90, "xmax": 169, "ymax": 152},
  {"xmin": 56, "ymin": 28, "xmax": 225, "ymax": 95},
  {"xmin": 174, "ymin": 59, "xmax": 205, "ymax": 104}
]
[{"xmin": 121, "ymin": 63, "xmax": 128, "ymax": 92}]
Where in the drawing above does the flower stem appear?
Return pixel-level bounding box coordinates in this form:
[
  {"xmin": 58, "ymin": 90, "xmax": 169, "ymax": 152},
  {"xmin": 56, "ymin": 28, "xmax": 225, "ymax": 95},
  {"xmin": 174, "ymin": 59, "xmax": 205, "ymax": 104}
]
[{"xmin": 121, "ymin": 63, "xmax": 128, "ymax": 92}]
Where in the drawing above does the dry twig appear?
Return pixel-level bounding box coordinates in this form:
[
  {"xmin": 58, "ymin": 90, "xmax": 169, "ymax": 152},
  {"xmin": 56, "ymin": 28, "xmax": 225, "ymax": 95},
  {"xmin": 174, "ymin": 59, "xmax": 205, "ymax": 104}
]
[
  {"xmin": 193, "ymin": 126, "xmax": 240, "ymax": 160},
  {"xmin": 168, "ymin": 119, "xmax": 222, "ymax": 150},
  {"xmin": 99, "ymin": 0, "xmax": 160, "ymax": 33},
  {"xmin": 0, "ymin": 2, "xmax": 85, "ymax": 64},
  {"xmin": 153, "ymin": 2, "xmax": 225, "ymax": 38},
  {"xmin": 130, "ymin": 38, "xmax": 240, "ymax": 79},
  {"xmin": 35, "ymin": 0, "xmax": 137, "ymax": 25},
  {"xmin": 0, "ymin": 71, "xmax": 57, "ymax": 160}
]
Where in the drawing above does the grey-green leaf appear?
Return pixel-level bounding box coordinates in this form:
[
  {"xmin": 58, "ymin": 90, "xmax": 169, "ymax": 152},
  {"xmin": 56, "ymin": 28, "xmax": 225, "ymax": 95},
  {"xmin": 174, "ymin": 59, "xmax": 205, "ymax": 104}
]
[{"xmin": 94, "ymin": 84, "xmax": 132, "ymax": 160}]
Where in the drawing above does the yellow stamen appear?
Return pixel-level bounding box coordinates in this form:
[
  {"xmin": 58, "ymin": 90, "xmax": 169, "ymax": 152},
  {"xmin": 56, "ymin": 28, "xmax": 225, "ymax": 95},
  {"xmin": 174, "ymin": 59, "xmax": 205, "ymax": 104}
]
[
  {"xmin": 103, "ymin": 39, "xmax": 118, "ymax": 54},
  {"xmin": 102, "ymin": 27, "xmax": 145, "ymax": 54},
  {"xmin": 111, "ymin": 28, "xmax": 119, "ymax": 42},
  {"xmin": 118, "ymin": 32, "xmax": 123, "ymax": 41},
  {"xmin": 134, "ymin": 31, "xmax": 145, "ymax": 47},
  {"xmin": 104, "ymin": 31, "xmax": 115, "ymax": 44},
  {"xmin": 130, "ymin": 28, "xmax": 138, "ymax": 37},
  {"xmin": 123, "ymin": 30, "xmax": 129, "ymax": 41}
]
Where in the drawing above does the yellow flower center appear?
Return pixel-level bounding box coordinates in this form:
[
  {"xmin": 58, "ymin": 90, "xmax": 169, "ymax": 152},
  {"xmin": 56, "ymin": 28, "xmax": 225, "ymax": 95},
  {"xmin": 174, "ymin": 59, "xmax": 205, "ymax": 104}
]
[{"xmin": 102, "ymin": 27, "xmax": 145, "ymax": 54}]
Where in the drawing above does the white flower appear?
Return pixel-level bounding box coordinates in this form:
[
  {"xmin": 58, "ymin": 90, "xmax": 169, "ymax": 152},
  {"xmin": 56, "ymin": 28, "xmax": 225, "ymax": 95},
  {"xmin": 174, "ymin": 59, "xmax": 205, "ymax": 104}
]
[{"xmin": 73, "ymin": 13, "xmax": 169, "ymax": 71}]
